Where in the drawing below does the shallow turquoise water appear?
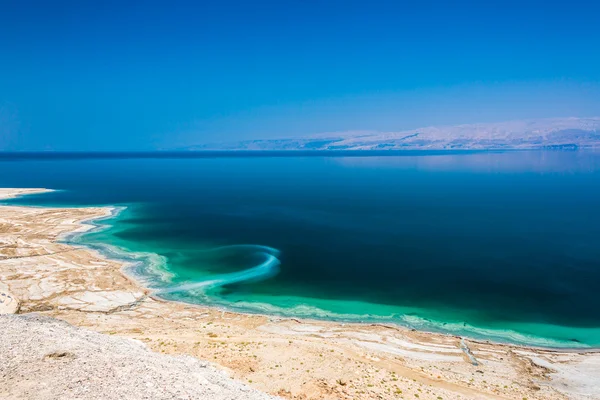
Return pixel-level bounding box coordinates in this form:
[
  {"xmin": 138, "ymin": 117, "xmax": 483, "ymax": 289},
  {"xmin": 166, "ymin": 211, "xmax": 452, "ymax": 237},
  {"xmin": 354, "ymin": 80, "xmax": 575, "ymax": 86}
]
[{"xmin": 3, "ymin": 151, "xmax": 600, "ymax": 348}]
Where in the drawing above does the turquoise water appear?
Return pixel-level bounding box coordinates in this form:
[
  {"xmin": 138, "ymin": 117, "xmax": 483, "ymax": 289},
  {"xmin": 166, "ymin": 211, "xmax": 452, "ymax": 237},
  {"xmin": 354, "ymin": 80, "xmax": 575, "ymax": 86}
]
[{"xmin": 3, "ymin": 151, "xmax": 600, "ymax": 348}]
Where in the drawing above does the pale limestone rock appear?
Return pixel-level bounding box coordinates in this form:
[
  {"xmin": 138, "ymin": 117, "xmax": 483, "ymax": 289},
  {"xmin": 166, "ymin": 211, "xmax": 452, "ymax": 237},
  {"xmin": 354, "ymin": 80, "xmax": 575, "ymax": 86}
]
[
  {"xmin": 57, "ymin": 290, "xmax": 145, "ymax": 312},
  {"xmin": 0, "ymin": 283, "xmax": 19, "ymax": 314}
]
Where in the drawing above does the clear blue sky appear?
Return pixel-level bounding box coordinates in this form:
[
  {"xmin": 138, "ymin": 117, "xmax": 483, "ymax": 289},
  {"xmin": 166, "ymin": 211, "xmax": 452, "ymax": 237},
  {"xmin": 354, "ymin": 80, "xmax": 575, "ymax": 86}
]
[{"xmin": 1, "ymin": 0, "xmax": 599, "ymax": 150}]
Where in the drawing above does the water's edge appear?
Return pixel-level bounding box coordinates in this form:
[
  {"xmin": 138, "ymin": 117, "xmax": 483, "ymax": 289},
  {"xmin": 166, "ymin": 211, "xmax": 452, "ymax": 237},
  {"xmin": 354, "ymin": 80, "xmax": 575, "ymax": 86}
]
[
  {"xmin": 4, "ymin": 189, "xmax": 599, "ymax": 351},
  {"xmin": 61, "ymin": 203, "xmax": 599, "ymax": 351}
]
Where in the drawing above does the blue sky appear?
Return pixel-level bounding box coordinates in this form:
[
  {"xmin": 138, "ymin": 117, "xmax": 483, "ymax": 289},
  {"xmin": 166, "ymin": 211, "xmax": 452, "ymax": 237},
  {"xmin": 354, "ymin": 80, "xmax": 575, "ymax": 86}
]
[{"xmin": 1, "ymin": 0, "xmax": 599, "ymax": 150}]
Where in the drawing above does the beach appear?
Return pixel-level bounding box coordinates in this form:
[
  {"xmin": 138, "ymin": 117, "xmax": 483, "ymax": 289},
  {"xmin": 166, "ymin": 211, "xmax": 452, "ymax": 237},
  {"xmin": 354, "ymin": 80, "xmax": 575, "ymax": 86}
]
[{"xmin": 1, "ymin": 188, "xmax": 599, "ymax": 400}]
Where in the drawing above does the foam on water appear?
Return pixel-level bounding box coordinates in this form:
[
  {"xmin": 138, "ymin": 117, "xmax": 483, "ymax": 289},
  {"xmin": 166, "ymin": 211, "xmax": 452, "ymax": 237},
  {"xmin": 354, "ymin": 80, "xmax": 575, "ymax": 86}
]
[{"xmin": 157, "ymin": 245, "xmax": 281, "ymax": 294}]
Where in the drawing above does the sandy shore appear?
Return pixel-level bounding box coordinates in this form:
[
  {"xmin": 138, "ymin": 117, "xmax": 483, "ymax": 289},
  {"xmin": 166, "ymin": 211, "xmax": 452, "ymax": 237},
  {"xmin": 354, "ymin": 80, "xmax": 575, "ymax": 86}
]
[{"xmin": 1, "ymin": 188, "xmax": 599, "ymax": 400}]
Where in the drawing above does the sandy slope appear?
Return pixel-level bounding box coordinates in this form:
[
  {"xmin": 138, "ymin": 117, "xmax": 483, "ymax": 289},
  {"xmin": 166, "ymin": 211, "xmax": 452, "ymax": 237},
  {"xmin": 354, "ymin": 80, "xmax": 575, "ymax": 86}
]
[
  {"xmin": 1, "ymin": 188, "xmax": 599, "ymax": 400},
  {"xmin": 0, "ymin": 314, "xmax": 276, "ymax": 400}
]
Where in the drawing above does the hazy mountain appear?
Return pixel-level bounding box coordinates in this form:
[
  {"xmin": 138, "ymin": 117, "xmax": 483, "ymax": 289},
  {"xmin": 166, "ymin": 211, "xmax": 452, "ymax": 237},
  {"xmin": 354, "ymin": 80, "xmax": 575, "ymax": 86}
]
[{"xmin": 183, "ymin": 117, "xmax": 600, "ymax": 151}]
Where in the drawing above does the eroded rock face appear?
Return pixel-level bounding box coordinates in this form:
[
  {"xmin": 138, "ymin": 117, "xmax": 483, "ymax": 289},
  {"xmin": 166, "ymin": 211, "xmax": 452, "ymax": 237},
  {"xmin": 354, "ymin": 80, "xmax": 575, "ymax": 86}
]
[{"xmin": 0, "ymin": 314, "xmax": 277, "ymax": 400}]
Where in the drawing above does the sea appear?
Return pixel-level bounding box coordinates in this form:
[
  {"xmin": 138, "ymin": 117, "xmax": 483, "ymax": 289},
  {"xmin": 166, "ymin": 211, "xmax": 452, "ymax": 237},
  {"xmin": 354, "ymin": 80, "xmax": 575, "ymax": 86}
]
[{"xmin": 2, "ymin": 150, "xmax": 600, "ymax": 348}]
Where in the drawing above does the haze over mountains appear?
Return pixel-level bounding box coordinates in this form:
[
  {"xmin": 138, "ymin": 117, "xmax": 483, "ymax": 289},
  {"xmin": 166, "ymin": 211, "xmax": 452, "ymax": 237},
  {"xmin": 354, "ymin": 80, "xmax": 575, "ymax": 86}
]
[{"xmin": 184, "ymin": 117, "xmax": 600, "ymax": 151}]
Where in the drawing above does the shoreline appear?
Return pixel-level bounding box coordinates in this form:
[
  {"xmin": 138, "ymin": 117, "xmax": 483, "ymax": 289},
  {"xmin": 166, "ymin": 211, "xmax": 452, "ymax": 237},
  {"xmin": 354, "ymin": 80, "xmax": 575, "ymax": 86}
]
[
  {"xmin": 1, "ymin": 188, "xmax": 599, "ymax": 399},
  {"xmin": 58, "ymin": 193, "xmax": 598, "ymax": 352}
]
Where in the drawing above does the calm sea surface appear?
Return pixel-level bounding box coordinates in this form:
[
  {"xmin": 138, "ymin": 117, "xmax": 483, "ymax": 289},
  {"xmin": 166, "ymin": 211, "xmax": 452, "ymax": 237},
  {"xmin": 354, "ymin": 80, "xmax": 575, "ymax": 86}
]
[{"xmin": 2, "ymin": 151, "xmax": 600, "ymax": 347}]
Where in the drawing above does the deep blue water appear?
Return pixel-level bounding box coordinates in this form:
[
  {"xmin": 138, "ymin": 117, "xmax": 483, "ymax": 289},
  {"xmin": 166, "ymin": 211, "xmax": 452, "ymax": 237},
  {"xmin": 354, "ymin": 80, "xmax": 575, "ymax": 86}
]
[{"xmin": 2, "ymin": 151, "xmax": 600, "ymax": 347}]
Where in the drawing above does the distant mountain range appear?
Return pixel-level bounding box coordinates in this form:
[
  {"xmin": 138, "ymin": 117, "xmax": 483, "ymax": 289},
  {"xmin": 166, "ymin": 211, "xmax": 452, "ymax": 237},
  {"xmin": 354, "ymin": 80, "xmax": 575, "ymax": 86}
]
[{"xmin": 183, "ymin": 117, "xmax": 600, "ymax": 151}]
